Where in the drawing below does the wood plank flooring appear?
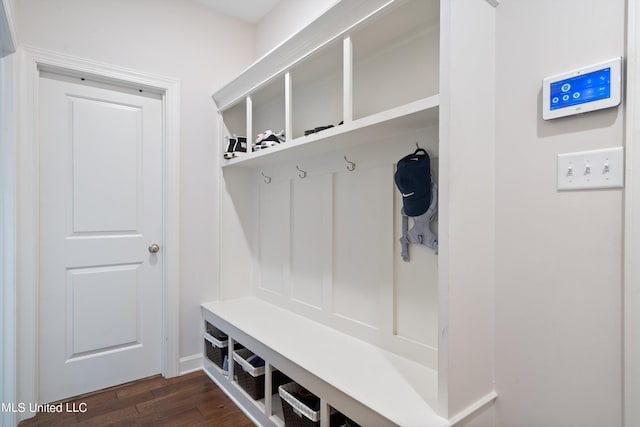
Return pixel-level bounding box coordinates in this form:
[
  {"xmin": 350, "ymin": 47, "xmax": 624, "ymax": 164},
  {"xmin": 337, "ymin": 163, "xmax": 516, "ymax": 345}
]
[{"xmin": 18, "ymin": 370, "xmax": 255, "ymax": 427}]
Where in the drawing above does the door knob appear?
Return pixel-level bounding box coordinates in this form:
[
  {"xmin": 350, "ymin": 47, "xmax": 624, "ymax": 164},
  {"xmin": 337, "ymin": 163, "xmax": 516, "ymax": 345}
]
[{"xmin": 148, "ymin": 244, "xmax": 160, "ymax": 254}]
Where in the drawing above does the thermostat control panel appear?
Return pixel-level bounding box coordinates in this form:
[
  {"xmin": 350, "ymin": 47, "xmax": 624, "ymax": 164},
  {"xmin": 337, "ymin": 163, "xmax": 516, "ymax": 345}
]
[{"xmin": 542, "ymin": 57, "xmax": 622, "ymax": 120}]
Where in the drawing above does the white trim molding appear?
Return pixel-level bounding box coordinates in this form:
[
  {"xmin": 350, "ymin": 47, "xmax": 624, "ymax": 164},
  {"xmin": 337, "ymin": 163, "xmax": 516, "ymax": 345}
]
[
  {"xmin": 178, "ymin": 353, "xmax": 203, "ymax": 376},
  {"xmin": 448, "ymin": 391, "xmax": 497, "ymax": 425},
  {"xmin": 1, "ymin": 50, "xmax": 17, "ymax": 427},
  {"xmin": 626, "ymin": 1, "xmax": 640, "ymax": 426},
  {"xmin": 16, "ymin": 46, "xmax": 181, "ymax": 419},
  {"xmin": 0, "ymin": 0, "xmax": 17, "ymax": 57}
]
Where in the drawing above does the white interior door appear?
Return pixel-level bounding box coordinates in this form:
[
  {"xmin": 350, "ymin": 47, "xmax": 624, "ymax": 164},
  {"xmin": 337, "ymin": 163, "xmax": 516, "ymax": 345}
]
[{"xmin": 38, "ymin": 71, "xmax": 163, "ymax": 404}]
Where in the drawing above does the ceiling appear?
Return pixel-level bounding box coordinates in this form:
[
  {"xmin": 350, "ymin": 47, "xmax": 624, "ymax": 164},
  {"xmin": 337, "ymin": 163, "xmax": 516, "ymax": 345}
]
[{"xmin": 193, "ymin": 0, "xmax": 281, "ymax": 24}]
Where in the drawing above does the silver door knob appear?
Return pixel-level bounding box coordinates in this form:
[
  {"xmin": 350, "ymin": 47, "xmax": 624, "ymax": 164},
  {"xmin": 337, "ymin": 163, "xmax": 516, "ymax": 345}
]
[{"xmin": 148, "ymin": 244, "xmax": 160, "ymax": 254}]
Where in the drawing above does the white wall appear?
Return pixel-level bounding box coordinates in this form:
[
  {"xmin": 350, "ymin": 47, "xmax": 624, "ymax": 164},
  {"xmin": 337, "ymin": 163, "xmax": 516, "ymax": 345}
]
[
  {"xmin": 494, "ymin": 1, "xmax": 624, "ymax": 426},
  {"xmin": 254, "ymin": 0, "xmax": 336, "ymax": 58},
  {"xmin": 15, "ymin": 0, "xmax": 255, "ymax": 368}
]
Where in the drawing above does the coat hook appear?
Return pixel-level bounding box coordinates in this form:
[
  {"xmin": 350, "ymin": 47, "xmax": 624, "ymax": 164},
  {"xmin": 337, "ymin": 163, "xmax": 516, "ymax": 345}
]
[
  {"xmin": 261, "ymin": 172, "xmax": 272, "ymax": 184},
  {"xmin": 296, "ymin": 165, "xmax": 307, "ymax": 179},
  {"xmin": 344, "ymin": 155, "xmax": 356, "ymax": 172},
  {"xmin": 414, "ymin": 142, "xmax": 427, "ymax": 155}
]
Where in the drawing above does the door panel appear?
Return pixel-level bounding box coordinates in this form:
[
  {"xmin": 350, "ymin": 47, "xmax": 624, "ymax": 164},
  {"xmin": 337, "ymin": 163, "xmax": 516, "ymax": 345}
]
[
  {"xmin": 70, "ymin": 96, "xmax": 141, "ymax": 233},
  {"xmin": 38, "ymin": 71, "xmax": 163, "ymax": 403},
  {"xmin": 68, "ymin": 264, "xmax": 140, "ymax": 357}
]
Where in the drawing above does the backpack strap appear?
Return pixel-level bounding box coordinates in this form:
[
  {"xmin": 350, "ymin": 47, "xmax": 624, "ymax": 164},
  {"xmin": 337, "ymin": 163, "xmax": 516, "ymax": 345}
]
[
  {"xmin": 400, "ymin": 211, "xmax": 411, "ymax": 262},
  {"xmin": 399, "ymin": 183, "xmax": 438, "ymax": 261}
]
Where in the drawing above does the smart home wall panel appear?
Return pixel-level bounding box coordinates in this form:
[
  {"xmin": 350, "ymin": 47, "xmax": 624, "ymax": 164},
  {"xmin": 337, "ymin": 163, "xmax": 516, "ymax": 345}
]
[{"xmin": 542, "ymin": 57, "xmax": 622, "ymax": 120}]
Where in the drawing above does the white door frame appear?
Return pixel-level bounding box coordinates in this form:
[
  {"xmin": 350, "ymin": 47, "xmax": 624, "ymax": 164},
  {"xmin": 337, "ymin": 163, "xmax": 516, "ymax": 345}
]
[
  {"xmin": 0, "ymin": 0, "xmax": 17, "ymax": 57},
  {"xmin": 1, "ymin": 3, "xmax": 17, "ymax": 426},
  {"xmin": 626, "ymin": 2, "xmax": 640, "ymax": 426},
  {"xmin": 16, "ymin": 46, "xmax": 181, "ymax": 414}
]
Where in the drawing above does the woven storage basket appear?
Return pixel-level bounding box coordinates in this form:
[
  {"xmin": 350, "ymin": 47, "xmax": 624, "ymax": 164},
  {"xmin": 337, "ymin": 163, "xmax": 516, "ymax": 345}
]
[
  {"xmin": 279, "ymin": 382, "xmax": 320, "ymax": 427},
  {"xmin": 205, "ymin": 321, "xmax": 228, "ymax": 341},
  {"xmin": 278, "ymin": 382, "xmax": 345, "ymax": 427},
  {"xmin": 233, "ymin": 349, "xmax": 294, "ymax": 400},
  {"xmin": 204, "ymin": 333, "xmax": 227, "ymax": 369},
  {"xmin": 233, "ymin": 348, "xmax": 266, "ymax": 400}
]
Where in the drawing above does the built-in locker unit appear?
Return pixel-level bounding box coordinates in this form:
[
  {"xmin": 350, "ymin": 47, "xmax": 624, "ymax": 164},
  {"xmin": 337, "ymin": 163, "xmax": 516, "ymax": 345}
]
[{"xmin": 202, "ymin": 0, "xmax": 497, "ymax": 426}]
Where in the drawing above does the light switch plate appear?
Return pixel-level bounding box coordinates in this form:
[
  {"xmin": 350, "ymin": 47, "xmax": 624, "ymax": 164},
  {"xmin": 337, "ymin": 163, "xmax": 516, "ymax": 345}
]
[{"xmin": 557, "ymin": 147, "xmax": 624, "ymax": 190}]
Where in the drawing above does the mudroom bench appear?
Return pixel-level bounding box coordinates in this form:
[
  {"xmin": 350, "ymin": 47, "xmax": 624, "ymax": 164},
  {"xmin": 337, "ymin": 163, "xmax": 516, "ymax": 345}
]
[{"xmin": 201, "ymin": 297, "xmax": 447, "ymax": 427}]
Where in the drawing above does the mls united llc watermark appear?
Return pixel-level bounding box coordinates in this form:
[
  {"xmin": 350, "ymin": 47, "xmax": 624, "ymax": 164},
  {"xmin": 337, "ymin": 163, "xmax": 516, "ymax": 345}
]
[{"xmin": 1, "ymin": 402, "xmax": 88, "ymax": 413}]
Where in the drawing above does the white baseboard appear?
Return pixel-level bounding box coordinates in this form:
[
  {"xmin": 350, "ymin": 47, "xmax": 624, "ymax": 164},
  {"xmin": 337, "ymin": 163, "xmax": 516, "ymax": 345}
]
[
  {"xmin": 449, "ymin": 391, "xmax": 498, "ymax": 426},
  {"xmin": 179, "ymin": 353, "xmax": 203, "ymax": 375}
]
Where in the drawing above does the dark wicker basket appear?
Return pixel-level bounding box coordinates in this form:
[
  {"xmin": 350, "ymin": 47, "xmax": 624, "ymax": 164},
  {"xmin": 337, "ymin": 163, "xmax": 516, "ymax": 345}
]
[
  {"xmin": 236, "ymin": 366, "xmax": 265, "ymax": 400},
  {"xmin": 279, "ymin": 382, "xmax": 345, "ymax": 427},
  {"xmin": 234, "ymin": 349, "xmax": 291, "ymax": 400},
  {"xmin": 281, "ymin": 397, "xmax": 319, "ymax": 427},
  {"xmin": 204, "ymin": 338, "xmax": 227, "ymax": 369},
  {"xmin": 233, "ymin": 348, "xmax": 265, "ymax": 400},
  {"xmin": 205, "ymin": 321, "xmax": 228, "ymax": 341}
]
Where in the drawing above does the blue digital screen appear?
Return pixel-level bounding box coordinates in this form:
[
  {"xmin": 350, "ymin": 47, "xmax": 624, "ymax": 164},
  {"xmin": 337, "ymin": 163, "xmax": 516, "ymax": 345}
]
[{"xmin": 550, "ymin": 67, "xmax": 611, "ymax": 110}]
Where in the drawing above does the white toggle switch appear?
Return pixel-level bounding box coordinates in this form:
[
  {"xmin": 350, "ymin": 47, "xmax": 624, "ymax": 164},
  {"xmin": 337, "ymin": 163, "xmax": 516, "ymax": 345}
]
[{"xmin": 557, "ymin": 147, "xmax": 624, "ymax": 190}]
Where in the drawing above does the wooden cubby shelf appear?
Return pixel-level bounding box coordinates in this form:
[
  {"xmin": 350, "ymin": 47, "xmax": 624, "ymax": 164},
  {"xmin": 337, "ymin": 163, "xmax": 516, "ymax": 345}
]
[
  {"xmin": 204, "ymin": 0, "xmax": 497, "ymax": 425},
  {"xmin": 222, "ymin": 96, "xmax": 439, "ymax": 168}
]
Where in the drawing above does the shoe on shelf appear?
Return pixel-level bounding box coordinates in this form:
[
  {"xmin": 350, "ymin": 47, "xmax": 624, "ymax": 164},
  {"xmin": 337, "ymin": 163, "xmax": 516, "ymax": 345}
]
[
  {"xmin": 304, "ymin": 121, "xmax": 343, "ymax": 136},
  {"xmin": 255, "ymin": 129, "xmax": 285, "ymax": 150},
  {"xmin": 223, "ymin": 135, "xmax": 247, "ymax": 159}
]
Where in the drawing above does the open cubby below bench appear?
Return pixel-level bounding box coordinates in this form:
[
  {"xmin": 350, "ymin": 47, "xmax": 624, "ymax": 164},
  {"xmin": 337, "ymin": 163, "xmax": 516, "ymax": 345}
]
[{"xmin": 201, "ymin": 297, "xmax": 447, "ymax": 427}]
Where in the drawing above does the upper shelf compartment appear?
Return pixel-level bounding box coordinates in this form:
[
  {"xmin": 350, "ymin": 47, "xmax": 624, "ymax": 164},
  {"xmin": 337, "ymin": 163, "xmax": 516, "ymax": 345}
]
[
  {"xmin": 215, "ymin": 0, "xmax": 440, "ymax": 168},
  {"xmin": 290, "ymin": 40, "xmax": 343, "ymax": 140},
  {"xmin": 222, "ymin": 95, "xmax": 438, "ymax": 168},
  {"xmin": 251, "ymin": 75, "xmax": 286, "ymax": 144},
  {"xmin": 212, "ymin": 0, "xmax": 394, "ymax": 111},
  {"xmin": 351, "ymin": 0, "xmax": 440, "ymax": 119}
]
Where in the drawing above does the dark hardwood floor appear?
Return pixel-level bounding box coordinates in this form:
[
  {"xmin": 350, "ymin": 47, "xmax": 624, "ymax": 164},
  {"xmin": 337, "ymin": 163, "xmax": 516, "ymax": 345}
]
[{"xmin": 18, "ymin": 370, "xmax": 255, "ymax": 426}]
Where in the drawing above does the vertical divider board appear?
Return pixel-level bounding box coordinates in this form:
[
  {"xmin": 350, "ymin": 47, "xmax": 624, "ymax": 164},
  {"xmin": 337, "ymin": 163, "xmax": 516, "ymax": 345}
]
[
  {"xmin": 265, "ymin": 362, "xmax": 273, "ymax": 418},
  {"xmin": 284, "ymin": 73, "xmax": 292, "ymax": 143},
  {"xmin": 320, "ymin": 401, "xmax": 330, "ymax": 427},
  {"xmin": 228, "ymin": 337, "xmax": 236, "ymax": 384},
  {"xmin": 246, "ymin": 96, "xmax": 253, "ymax": 153},
  {"xmin": 343, "ymin": 35, "xmax": 353, "ymax": 124}
]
